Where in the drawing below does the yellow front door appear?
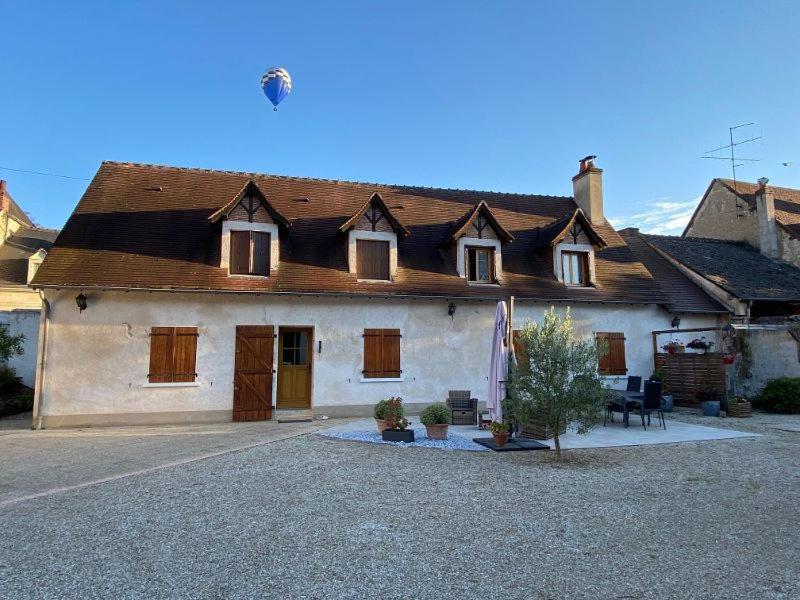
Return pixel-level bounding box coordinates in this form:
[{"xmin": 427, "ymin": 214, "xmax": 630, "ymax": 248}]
[{"xmin": 277, "ymin": 328, "xmax": 312, "ymax": 409}]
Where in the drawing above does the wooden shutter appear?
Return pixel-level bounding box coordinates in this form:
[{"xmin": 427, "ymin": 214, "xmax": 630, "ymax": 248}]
[
  {"xmin": 148, "ymin": 327, "xmax": 174, "ymax": 383},
  {"xmin": 148, "ymin": 327, "xmax": 198, "ymax": 383},
  {"xmin": 230, "ymin": 230, "xmax": 251, "ymax": 274},
  {"xmin": 596, "ymin": 332, "xmax": 626, "ymax": 375},
  {"xmin": 251, "ymin": 231, "xmax": 270, "ymax": 275},
  {"xmin": 357, "ymin": 240, "xmax": 390, "ymax": 280},
  {"xmin": 363, "ymin": 328, "xmax": 401, "ymax": 378}
]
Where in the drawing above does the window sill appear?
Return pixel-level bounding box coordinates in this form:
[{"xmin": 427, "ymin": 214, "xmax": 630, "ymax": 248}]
[
  {"xmin": 227, "ymin": 273, "xmax": 271, "ymax": 279},
  {"xmin": 466, "ymin": 281, "xmax": 500, "ymax": 287},
  {"xmin": 360, "ymin": 377, "xmax": 404, "ymax": 383},
  {"xmin": 356, "ymin": 278, "xmax": 393, "ymax": 283},
  {"xmin": 142, "ymin": 382, "xmax": 201, "ymax": 388}
]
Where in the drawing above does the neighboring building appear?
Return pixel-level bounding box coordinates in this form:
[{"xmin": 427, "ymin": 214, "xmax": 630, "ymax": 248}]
[
  {"xmin": 0, "ymin": 181, "xmax": 58, "ymax": 387},
  {"xmin": 622, "ymin": 228, "xmax": 800, "ymax": 396},
  {"xmin": 29, "ymin": 159, "xmax": 725, "ymax": 428},
  {"xmin": 683, "ymin": 178, "xmax": 800, "ymax": 267}
]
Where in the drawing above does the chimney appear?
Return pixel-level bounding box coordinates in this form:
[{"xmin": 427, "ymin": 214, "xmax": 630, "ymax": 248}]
[
  {"xmin": 572, "ymin": 155, "xmax": 604, "ymax": 224},
  {"xmin": 0, "ymin": 180, "xmax": 7, "ymax": 211},
  {"xmin": 755, "ymin": 177, "xmax": 779, "ymax": 259}
]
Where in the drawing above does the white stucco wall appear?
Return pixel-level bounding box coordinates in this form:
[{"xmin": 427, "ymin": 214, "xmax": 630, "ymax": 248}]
[{"xmin": 35, "ymin": 290, "xmax": 720, "ymax": 426}]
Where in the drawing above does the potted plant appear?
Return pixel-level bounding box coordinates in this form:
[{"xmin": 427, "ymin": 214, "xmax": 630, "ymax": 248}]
[
  {"xmin": 381, "ymin": 397, "xmax": 415, "ymax": 443},
  {"xmin": 419, "ymin": 403, "xmax": 451, "ymax": 440},
  {"xmin": 687, "ymin": 337, "xmax": 714, "ymax": 355},
  {"xmin": 728, "ymin": 396, "xmax": 752, "ymax": 418},
  {"xmin": 662, "ymin": 341, "xmax": 685, "ymax": 354},
  {"xmin": 698, "ymin": 391, "xmax": 721, "ymax": 417},
  {"xmin": 490, "ymin": 420, "xmax": 509, "ymax": 447},
  {"xmin": 374, "ymin": 398, "xmax": 390, "ymax": 433},
  {"xmin": 649, "ymin": 369, "xmax": 673, "ymax": 412}
]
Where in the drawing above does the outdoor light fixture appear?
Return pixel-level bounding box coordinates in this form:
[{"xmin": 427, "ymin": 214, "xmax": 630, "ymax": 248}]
[
  {"xmin": 75, "ymin": 293, "xmax": 87, "ymax": 313},
  {"xmin": 671, "ymin": 316, "xmax": 681, "ymax": 329},
  {"xmin": 447, "ymin": 302, "xmax": 456, "ymax": 322}
]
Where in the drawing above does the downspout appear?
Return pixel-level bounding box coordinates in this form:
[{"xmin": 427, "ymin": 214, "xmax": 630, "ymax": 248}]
[{"xmin": 31, "ymin": 289, "xmax": 50, "ymax": 430}]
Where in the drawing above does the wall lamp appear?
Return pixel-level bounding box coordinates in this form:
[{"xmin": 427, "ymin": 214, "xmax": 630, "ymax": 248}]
[
  {"xmin": 671, "ymin": 316, "xmax": 681, "ymax": 329},
  {"xmin": 76, "ymin": 293, "xmax": 88, "ymax": 313},
  {"xmin": 447, "ymin": 302, "xmax": 456, "ymax": 322}
]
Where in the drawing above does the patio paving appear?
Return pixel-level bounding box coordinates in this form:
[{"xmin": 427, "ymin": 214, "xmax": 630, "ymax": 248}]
[{"xmin": 318, "ymin": 414, "xmax": 759, "ymax": 450}]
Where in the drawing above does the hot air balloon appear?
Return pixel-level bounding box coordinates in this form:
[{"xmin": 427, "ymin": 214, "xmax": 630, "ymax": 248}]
[{"xmin": 260, "ymin": 67, "xmax": 292, "ymax": 110}]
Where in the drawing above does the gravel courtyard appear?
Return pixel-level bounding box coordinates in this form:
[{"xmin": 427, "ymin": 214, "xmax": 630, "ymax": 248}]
[{"xmin": 1, "ymin": 412, "xmax": 798, "ymax": 599}]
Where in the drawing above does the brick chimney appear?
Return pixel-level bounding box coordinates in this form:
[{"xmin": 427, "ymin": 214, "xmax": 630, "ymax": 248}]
[
  {"xmin": 755, "ymin": 177, "xmax": 779, "ymax": 259},
  {"xmin": 0, "ymin": 180, "xmax": 8, "ymax": 212},
  {"xmin": 572, "ymin": 155, "xmax": 604, "ymax": 224}
]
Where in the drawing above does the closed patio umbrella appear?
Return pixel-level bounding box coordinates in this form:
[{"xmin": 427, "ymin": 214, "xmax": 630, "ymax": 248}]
[{"xmin": 487, "ymin": 301, "xmax": 509, "ymax": 422}]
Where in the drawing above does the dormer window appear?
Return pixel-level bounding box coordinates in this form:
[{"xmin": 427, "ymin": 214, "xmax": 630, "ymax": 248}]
[
  {"xmin": 340, "ymin": 192, "xmax": 410, "ymax": 283},
  {"xmin": 230, "ymin": 230, "xmax": 270, "ymax": 276},
  {"xmin": 466, "ymin": 246, "xmax": 494, "ymax": 283},
  {"xmin": 208, "ymin": 179, "xmax": 290, "ymax": 278},
  {"xmin": 561, "ymin": 250, "xmax": 589, "ymax": 287}
]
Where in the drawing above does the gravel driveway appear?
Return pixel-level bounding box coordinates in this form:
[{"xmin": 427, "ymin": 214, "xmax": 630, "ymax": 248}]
[{"xmin": 1, "ymin": 412, "xmax": 798, "ymax": 599}]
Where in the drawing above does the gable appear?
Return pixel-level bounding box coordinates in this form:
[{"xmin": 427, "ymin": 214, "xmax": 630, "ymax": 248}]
[
  {"xmin": 466, "ymin": 214, "xmax": 498, "ymax": 240},
  {"xmin": 354, "ymin": 203, "xmax": 394, "ymax": 233},
  {"xmin": 449, "ymin": 201, "xmax": 513, "ymax": 244},
  {"xmin": 227, "ymin": 193, "xmax": 275, "ymax": 224}
]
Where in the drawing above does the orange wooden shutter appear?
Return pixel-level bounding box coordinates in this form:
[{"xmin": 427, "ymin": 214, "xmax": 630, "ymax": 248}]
[
  {"xmin": 381, "ymin": 329, "xmax": 401, "ymax": 378},
  {"xmin": 363, "ymin": 328, "xmax": 401, "ymax": 377},
  {"xmin": 596, "ymin": 332, "xmax": 626, "ymax": 375},
  {"xmin": 172, "ymin": 327, "xmax": 199, "ymax": 382},
  {"xmin": 357, "ymin": 240, "xmax": 390, "ymax": 280},
  {"xmin": 251, "ymin": 231, "xmax": 270, "ymax": 275},
  {"xmin": 148, "ymin": 327, "xmax": 174, "ymax": 383}
]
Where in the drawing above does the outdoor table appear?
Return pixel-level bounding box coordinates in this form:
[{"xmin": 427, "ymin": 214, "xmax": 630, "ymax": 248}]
[{"xmin": 616, "ymin": 390, "xmax": 644, "ymax": 427}]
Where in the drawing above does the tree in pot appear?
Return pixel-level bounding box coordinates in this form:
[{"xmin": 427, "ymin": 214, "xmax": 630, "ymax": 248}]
[
  {"xmin": 490, "ymin": 420, "xmax": 510, "ymax": 447},
  {"xmin": 381, "ymin": 397, "xmax": 414, "ymax": 442},
  {"xmin": 419, "ymin": 403, "xmax": 450, "ymax": 440},
  {"xmin": 506, "ymin": 308, "xmax": 607, "ymax": 460}
]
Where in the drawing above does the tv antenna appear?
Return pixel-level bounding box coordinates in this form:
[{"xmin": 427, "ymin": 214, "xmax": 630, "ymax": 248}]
[{"xmin": 702, "ymin": 123, "xmax": 762, "ymax": 217}]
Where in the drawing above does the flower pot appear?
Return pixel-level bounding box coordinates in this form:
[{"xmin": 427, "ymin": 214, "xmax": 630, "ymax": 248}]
[
  {"xmin": 667, "ymin": 347, "xmax": 676, "ymax": 355},
  {"xmin": 424, "ymin": 423, "xmax": 449, "ymax": 440},
  {"xmin": 701, "ymin": 400, "xmax": 721, "ymax": 417},
  {"xmin": 375, "ymin": 419, "xmax": 387, "ymax": 433},
  {"xmin": 723, "ymin": 356, "xmax": 735, "ymax": 365},
  {"xmin": 661, "ymin": 394, "xmax": 673, "ymax": 412},
  {"xmin": 382, "ymin": 429, "xmax": 415, "ymax": 443},
  {"xmin": 728, "ymin": 400, "xmax": 752, "ymax": 418},
  {"xmin": 492, "ymin": 432, "xmax": 509, "ymax": 447}
]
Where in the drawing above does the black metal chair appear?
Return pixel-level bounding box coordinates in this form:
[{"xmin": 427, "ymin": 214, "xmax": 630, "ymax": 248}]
[
  {"xmin": 630, "ymin": 381, "xmax": 665, "ymax": 430},
  {"xmin": 604, "ymin": 391, "xmax": 624, "ymax": 425},
  {"xmin": 626, "ymin": 376, "xmax": 642, "ymax": 392}
]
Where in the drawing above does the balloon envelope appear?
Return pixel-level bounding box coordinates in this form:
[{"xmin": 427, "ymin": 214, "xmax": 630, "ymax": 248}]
[{"xmin": 261, "ymin": 67, "xmax": 292, "ymax": 109}]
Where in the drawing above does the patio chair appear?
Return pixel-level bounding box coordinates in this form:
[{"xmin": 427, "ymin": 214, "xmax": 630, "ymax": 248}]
[
  {"xmin": 626, "ymin": 376, "xmax": 642, "ymax": 392},
  {"xmin": 603, "ymin": 390, "xmax": 625, "ymax": 426},
  {"xmin": 446, "ymin": 390, "xmax": 478, "ymax": 426},
  {"xmin": 629, "ymin": 381, "xmax": 665, "ymax": 430}
]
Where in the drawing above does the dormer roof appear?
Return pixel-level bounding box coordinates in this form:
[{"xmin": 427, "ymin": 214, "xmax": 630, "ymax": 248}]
[
  {"xmin": 448, "ymin": 201, "xmax": 514, "ymax": 244},
  {"xmin": 533, "ymin": 208, "xmax": 608, "ymax": 250},
  {"xmin": 339, "ymin": 192, "xmax": 410, "ymax": 237},
  {"xmin": 208, "ymin": 179, "xmax": 290, "ymax": 228}
]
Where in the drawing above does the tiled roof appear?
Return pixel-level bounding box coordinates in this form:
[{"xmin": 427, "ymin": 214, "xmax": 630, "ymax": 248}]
[
  {"xmin": 0, "ymin": 226, "xmax": 59, "ymax": 288},
  {"xmin": 32, "ymin": 161, "xmax": 673, "ymax": 305},
  {"xmin": 641, "ymin": 233, "xmax": 800, "ymax": 302},
  {"xmin": 716, "ymin": 179, "xmax": 800, "ymax": 237},
  {"xmin": 618, "ymin": 229, "xmax": 728, "ymax": 314}
]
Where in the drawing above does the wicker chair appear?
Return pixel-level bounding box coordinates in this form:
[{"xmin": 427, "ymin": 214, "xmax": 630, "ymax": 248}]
[{"xmin": 446, "ymin": 390, "xmax": 478, "ymax": 426}]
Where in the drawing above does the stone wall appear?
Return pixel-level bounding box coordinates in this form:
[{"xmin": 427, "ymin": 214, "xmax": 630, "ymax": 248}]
[{"xmin": 685, "ymin": 182, "xmax": 759, "ymax": 247}]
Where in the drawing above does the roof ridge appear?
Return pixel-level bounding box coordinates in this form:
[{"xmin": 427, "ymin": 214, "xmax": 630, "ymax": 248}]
[
  {"xmin": 645, "ymin": 232, "xmax": 756, "ymax": 247},
  {"xmin": 100, "ymin": 161, "xmax": 574, "ymax": 201}
]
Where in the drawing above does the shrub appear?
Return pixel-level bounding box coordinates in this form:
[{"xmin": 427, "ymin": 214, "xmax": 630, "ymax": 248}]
[
  {"xmin": 0, "ymin": 365, "xmax": 22, "ymax": 394},
  {"xmin": 753, "ymin": 378, "xmax": 800, "ymax": 414},
  {"xmin": 0, "ymin": 390, "xmax": 33, "ymax": 418},
  {"xmin": 490, "ymin": 420, "xmax": 508, "ymax": 434},
  {"xmin": 374, "ymin": 398, "xmax": 390, "ymax": 420},
  {"xmin": 420, "ymin": 403, "xmax": 450, "ymax": 426},
  {"xmin": 0, "ymin": 324, "xmax": 24, "ymax": 363}
]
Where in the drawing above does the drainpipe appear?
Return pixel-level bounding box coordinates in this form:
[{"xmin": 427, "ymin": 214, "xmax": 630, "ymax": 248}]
[{"xmin": 31, "ymin": 290, "xmax": 50, "ymax": 430}]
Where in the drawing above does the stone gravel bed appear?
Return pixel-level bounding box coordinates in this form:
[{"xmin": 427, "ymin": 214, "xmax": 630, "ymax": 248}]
[{"xmin": 1, "ymin": 412, "xmax": 798, "ymax": 599}]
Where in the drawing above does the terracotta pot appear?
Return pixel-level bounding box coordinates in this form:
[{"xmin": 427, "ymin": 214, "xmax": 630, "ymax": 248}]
[
  {"xmin": 375, "ymin": 419, "xmax": 387, "ymax": 433},
  {"xmin": 425, "ymin": 423, "xmax": 449, "ymax": 440},
  {"xmin": 492, "ymin": 432, "xmax": 509, "ymax": 447}
]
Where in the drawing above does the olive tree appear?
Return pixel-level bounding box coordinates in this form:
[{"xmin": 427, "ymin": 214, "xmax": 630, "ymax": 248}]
[{"xmin": 505, "ymin": 308, "xmax": 607, "ymax": 459}]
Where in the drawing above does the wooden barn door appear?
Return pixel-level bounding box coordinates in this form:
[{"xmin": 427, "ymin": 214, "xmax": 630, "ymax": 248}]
[{"xmin": 233, "ymin": 326, "xmax": 274, "ymax": 421}]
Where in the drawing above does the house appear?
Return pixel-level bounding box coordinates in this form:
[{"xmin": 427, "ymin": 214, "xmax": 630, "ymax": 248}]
[
  {"xmin": 621, "ymin": 227, "xmax": 800, "ymax": 395},
  {"xmin": 0, "ymin": 181, "xmax": 58, "ymax": 387},
  {"xmin": 683, "ymin": 177, "xmax": 800, "ymax": 267},
  {"xmin": 29, "ymin": 158, "xmax": 726, "ymax": 428}
]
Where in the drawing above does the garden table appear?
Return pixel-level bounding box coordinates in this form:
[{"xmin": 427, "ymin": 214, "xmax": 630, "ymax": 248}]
[{"xmin": 617, "ymin": 390, "xmax": 644, "ymax": 427}]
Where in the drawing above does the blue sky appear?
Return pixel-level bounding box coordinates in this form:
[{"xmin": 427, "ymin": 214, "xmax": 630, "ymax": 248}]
[{"xmin": 2, "ymin": 1, "xmax": 799, "ymax": 232}]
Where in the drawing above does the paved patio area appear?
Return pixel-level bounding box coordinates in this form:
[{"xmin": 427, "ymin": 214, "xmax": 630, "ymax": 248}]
[
  {"xmin": 319, "ymin": 413, "xmax": 758, "ymax": 450},
  {"xmin": 0, "ymin": 411, "xmax": 797, "ymax": 599}
]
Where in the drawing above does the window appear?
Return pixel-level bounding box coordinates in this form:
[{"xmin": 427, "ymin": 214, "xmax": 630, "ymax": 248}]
[
  {"xmin": 596, "ymin": 332, "xmax": 627, "ymax": 375},
  {"xmin": 363, "ymin": 329, "xmax": 401, "ymax": 378},
  {"xmin": 466, "ymin": 247, "xmax": 494, "ymax": 283},
  {"xmin": 230, "ymin": 230, "xmax": 270, "ymax": 276},
  {"xmin": 561, "ymin": 251, "xmax": 589, "ymax": 287},
  {"xmin": 148, "ymin": 327, "xmax": 198, "ymax": 383},
  {"xmin": 356, "ymin": 239, "xmax": 390, "ymax": 280}
]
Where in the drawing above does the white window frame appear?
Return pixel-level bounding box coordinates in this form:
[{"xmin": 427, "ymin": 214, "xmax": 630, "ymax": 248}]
[
  {"xmin": 553, "ymin": 242, "xmax": 595, "ymax": 286},
  {"xmin": 221, "ymin": 221, "xmax": 279, "ymax": 277},
  {"xmin": 457, "ymin": 237, "xmax": 502, "ymax": 281},
  {"xmin": 348, "ymin": 230, "xmax": 397, "ymax": 281}
]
